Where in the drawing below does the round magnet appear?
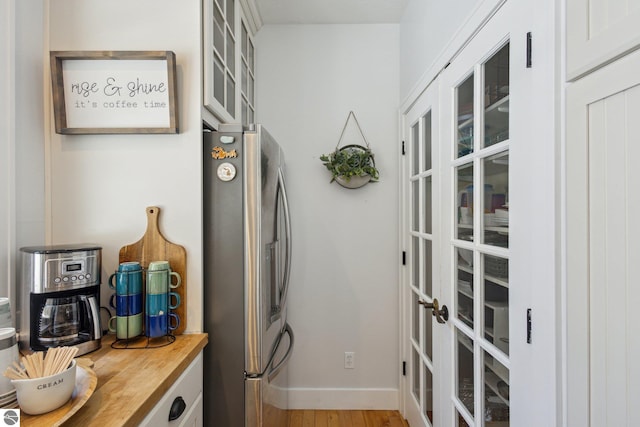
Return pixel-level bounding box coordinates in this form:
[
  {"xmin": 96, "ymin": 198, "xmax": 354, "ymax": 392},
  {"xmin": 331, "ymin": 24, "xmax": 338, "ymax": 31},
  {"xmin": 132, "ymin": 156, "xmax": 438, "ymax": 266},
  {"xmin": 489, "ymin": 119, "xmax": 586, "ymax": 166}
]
[{"xmin": 217, "ymin": 162, "xmax": 236, "ymax": 182}]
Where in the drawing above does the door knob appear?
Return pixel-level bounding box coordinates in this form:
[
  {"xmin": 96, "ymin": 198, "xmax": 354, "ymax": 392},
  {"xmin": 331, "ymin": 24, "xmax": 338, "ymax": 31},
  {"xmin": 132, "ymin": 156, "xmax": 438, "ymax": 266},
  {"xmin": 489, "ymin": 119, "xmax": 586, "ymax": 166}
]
[{"xmin": 418, "ymin": 298, "xmax": 449, "ymax": 323}]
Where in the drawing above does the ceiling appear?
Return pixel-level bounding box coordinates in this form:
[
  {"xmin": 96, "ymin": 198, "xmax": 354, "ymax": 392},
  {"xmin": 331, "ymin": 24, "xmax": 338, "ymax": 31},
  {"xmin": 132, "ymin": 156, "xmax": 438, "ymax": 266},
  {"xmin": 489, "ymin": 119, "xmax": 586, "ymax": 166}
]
[{"xmin": 254, "ymin": 0, "xmax": 409, "ymax": 25}]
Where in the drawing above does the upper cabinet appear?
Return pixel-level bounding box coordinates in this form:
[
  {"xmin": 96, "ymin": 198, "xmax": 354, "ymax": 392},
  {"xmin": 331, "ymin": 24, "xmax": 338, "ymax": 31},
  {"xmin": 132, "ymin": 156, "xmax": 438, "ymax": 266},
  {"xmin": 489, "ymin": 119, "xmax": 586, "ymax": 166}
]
[
  {"xmin": 203, "ymin": 0, "xmax": 259, "ymax": 125},
  {"xmin": 567, "ymin": 0, "xmax": 640, "ymax": 80}
]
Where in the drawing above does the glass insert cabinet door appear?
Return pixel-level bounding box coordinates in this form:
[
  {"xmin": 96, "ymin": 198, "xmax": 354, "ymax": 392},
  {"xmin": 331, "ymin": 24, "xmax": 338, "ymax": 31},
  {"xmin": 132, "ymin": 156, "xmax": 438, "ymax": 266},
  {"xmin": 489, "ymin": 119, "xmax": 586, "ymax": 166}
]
[
  {"xmin": 204, "ymin": 0, "xmax": 238, "ymax": 122},
  {"xmin": 452, "ymin": 41, "xmax": 510, "ymax": 427}
]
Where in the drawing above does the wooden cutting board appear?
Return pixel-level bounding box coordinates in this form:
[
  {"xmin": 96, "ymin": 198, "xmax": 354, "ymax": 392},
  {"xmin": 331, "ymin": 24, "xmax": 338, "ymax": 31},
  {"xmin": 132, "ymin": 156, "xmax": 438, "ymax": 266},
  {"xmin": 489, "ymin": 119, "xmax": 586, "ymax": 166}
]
[{"xmin": 118, "ymin": 206, "xmax": 187, "ymax": 335}]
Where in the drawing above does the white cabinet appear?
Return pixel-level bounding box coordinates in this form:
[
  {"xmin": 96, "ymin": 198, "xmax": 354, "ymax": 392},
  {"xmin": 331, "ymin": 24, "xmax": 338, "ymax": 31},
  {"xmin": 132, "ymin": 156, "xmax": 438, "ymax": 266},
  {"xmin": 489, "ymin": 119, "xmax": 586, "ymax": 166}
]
[
  {"xmin": 565, "ymin": 2, "xmax": 640, "ymax": 425},
  {"xmin": 203, "ymin": 0, "xmax": 257, "ymax": 125},
  {"xmin": 566, "ymin": 41, "xmax": 640, "ymax": 427},
  {"xmin": 567, "ymin": 0, "xmax": 640, "ymax": 80},
  {"xmin": 140, "ymin": 352, "xmax": 204, "ymax": 427}
]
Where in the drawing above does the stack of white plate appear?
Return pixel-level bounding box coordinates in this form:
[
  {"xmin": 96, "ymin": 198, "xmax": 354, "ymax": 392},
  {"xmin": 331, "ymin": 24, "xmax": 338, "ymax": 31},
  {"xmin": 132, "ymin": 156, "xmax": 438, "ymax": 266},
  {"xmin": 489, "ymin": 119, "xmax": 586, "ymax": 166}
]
[
  {"xmin": 0, "ymin": 298, "xmax": 11, "ymax": 329},
  {"xmin": 0, "ymin": 387, "xmax": 18, "ymax": 409},
  {"xmin": 0, "ymin": 327, "xmax": 19, "ymax": 409},
  {"xmin": 493, "ymin": 209, "xmax": 509, "ymax": 226}
]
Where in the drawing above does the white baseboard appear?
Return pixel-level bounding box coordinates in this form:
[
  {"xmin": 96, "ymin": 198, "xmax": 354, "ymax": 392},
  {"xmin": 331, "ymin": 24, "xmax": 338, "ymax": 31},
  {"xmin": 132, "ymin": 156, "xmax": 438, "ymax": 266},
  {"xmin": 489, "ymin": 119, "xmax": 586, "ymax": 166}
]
[{"xmin": 288, "ymin": 388, "xmax": 399, "ymax": 410}]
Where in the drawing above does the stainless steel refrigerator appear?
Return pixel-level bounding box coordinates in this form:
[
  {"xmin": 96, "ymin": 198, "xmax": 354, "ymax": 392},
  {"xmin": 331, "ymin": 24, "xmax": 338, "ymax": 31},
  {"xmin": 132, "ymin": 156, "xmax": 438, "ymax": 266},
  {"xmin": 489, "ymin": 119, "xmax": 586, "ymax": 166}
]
[{"xmin": 203, "ymin": 124, "xmax": 294, "ymax": 426}]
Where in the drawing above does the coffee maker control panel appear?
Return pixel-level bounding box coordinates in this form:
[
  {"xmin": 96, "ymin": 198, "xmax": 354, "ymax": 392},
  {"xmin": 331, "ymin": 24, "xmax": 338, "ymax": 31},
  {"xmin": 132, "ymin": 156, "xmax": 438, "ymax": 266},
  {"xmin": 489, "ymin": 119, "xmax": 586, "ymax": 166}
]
[
  {"xmin": 20, "ymin": 244, "xmax": 102, "ymax": 294},
  {"xmin": 50, "ymin": 258, "xmax": 95, "ymax": 287}
]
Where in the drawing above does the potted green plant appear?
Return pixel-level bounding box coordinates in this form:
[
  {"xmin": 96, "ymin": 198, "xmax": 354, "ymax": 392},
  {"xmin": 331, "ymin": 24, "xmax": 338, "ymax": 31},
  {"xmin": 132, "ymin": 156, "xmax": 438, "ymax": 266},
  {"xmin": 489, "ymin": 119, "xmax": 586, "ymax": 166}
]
[
  {"xmin": 319, "ymin": 111, "xmax": 380, "ymax": 189},
  {"xmin": 320, "ymin": 144, "xmax": 379, "ymax": 188}
]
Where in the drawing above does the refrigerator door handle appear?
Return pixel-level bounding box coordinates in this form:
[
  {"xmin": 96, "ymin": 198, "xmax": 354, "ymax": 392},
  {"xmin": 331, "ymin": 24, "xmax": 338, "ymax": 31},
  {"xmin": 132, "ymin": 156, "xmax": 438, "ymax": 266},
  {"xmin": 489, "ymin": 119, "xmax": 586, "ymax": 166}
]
[
  {"xmin": 277, "ymin": 168, "xmax": 292, "ymax": 313},
  {"xmin": 267, "ymin": 323, "xmax": 294, "ymax": 382}
]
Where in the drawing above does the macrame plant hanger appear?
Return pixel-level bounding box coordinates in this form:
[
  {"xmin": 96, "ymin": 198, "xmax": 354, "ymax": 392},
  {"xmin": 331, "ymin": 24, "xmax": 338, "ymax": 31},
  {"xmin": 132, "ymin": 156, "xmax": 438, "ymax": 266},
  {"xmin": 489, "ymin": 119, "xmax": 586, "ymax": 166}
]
[{"xmin": 336, "ymin": 110, "xmax": 370, "ymax": 153}]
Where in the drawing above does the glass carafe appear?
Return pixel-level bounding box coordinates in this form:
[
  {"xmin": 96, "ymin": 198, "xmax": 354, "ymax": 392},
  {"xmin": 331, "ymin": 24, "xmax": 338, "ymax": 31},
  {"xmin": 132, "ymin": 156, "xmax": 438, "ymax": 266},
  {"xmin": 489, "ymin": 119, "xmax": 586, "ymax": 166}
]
[{"xmin": 38, "ymin": 296, "xmax": 80, "ymax": 343}]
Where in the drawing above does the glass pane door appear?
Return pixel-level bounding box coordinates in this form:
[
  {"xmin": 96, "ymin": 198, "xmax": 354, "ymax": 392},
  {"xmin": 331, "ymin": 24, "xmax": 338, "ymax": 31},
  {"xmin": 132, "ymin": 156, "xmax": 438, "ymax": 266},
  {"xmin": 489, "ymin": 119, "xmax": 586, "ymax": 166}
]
[
  {"xmin": 406, "ymin": 107, "xmax": 438, "ymax": 426},
  {"xmin": 453, "ymin": 41, "xmax": 511, "ymax": 427},
  {"xmin": 204, "ymin": 0, "xmax": 238, "ymax": 121},
  {"xmin": 240, "ymin": 18, "xmax": 256, "ymax": 126}
]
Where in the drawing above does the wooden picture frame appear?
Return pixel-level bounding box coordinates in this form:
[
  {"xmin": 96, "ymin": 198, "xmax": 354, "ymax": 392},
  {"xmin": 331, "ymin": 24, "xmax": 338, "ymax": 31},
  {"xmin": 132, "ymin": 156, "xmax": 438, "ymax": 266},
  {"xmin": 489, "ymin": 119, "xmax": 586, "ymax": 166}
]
[{"xmin": 50, "ymin": 51, "xmax": 179, "ymax": 134}]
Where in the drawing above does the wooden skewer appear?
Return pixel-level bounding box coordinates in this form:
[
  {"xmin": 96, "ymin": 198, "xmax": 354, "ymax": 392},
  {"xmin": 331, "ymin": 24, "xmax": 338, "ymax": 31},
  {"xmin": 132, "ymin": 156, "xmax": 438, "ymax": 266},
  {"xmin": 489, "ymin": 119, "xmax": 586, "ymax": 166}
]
[
  {"xmin": 3, "ymin": 365, "xmax": 28, "ymax": 380},
  {"xmin": 11, "ymin": 361, "xmax": 27, "ymax": 378}
]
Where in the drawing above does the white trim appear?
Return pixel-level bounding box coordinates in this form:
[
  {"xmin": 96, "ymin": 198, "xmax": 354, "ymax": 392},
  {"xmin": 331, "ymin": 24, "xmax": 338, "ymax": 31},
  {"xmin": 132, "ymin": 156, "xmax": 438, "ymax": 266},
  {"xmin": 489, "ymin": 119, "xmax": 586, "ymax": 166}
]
[
  {"xmin": 43, "ymin": 0, "xmax": 53, "ymax": 243},
  {"xmin": 238, "ymin": 0, "xmax": 262, "ymax": 34},
  {"xmin": 201, "ymin": 106, "xmax": 221, "ymax": 130},
  {"xmin": 399, "ymin": 0, "xmax": 507, "ymax": 115},
  {"xmin": 558, "ymin": 0, "xmax": 568, "ymax": 426},
  {"xmin": 397, "ymin": 110, "xmax": 407, "ymax": 420},
  {"xmin": 288, "ymin": 388, "xmax": 399, "ymax": 410}
]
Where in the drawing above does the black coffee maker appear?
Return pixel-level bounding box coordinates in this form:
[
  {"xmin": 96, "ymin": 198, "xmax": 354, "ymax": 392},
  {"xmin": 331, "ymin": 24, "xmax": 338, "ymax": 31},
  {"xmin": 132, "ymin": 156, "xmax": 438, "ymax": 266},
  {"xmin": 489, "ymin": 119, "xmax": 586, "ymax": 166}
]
[{"xmin": 18, "ymin": 244, "xmax": 102, "ymax": 356}]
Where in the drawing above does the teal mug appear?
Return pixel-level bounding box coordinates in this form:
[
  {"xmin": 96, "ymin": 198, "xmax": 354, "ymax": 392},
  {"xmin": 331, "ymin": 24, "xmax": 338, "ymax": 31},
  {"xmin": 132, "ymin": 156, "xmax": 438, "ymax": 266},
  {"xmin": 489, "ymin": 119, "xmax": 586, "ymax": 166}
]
[
  {"xmin": 109, "ymin": 262, "xmax": 143, "ymax": 295},
  {"xmin": 146, "ymin": 261, "xmax": 181, "ymax": 294},
  {"xmin": 146, "ymin": 292, "xmax": 180, "ymax": 316}
]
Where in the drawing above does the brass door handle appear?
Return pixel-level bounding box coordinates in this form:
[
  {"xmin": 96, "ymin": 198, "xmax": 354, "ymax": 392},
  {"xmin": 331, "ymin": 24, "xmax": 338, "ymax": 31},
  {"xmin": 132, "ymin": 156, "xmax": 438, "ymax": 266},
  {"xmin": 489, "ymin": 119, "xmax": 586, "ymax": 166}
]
[{"xmin": 418, "ymin": 298, "xmax": 449, "ymax": 323}]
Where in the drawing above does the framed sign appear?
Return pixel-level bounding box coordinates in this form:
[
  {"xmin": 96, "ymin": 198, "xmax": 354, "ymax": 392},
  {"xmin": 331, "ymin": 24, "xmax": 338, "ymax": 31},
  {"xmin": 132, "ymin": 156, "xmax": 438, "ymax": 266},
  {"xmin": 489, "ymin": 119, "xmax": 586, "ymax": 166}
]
[{"xmin": 50, "ymin": 51, "xmax": 179, "ymax": 134}]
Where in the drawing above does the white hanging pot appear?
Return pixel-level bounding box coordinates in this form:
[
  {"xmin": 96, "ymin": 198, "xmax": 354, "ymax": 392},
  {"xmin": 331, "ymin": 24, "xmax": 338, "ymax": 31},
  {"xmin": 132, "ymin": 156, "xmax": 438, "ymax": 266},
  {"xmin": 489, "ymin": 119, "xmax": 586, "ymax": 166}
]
[{"xmin": 336, "ymin": 174, "xmax": 372, "ymax": 189}]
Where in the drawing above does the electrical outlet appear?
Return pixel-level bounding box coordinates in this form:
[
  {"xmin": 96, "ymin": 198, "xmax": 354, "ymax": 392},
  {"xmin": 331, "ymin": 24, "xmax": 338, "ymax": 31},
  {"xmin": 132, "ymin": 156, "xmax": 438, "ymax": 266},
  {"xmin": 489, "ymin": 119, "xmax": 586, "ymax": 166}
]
[{"xmin": 344, "ymin": 352, "xmax": 355, "ymax": 369}]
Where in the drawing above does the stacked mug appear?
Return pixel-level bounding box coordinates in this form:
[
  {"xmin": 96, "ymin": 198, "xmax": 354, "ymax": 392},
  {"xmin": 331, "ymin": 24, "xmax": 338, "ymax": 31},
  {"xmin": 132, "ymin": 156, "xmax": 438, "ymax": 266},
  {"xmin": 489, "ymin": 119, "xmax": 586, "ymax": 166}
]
[
  {"xmin": 108, "ymin": 261, "xmax": 143, "ymax": 339},
  {"xmin": 145, "ymin": 261, "xmax": 181, "ymax": 338}
]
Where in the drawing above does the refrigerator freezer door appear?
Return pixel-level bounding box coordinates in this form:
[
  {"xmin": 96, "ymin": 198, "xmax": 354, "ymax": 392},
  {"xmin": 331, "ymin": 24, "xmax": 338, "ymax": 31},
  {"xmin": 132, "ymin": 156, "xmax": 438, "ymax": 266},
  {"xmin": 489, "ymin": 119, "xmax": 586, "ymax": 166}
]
[{"xmin": 245, "ymin": 324, "xmax": 293, "ymax": 426}]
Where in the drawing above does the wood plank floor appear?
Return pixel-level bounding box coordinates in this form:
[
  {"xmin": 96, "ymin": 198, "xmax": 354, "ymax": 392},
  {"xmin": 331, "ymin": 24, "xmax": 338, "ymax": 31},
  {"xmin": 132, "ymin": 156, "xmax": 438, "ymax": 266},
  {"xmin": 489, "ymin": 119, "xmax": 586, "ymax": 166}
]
[{"xmin": 286, "ymin": 410, "xmax": 410, "ymax": 427}]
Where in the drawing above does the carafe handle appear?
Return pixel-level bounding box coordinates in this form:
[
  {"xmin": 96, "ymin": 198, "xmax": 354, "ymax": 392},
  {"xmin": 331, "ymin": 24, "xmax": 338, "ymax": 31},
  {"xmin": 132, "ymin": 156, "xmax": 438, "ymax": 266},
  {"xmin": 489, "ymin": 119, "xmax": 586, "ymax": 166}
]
[{"xmin": 85, "ymin": 295, "xmax": 102, "ymax": 340}]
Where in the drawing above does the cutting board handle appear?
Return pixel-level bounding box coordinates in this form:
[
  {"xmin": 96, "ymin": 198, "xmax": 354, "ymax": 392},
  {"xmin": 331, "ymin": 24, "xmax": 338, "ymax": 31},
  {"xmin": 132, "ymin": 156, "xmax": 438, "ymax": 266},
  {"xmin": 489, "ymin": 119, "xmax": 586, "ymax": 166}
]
[{"xmin": 146, "ymin": 206, "xmax": 161, "ymax": 237}]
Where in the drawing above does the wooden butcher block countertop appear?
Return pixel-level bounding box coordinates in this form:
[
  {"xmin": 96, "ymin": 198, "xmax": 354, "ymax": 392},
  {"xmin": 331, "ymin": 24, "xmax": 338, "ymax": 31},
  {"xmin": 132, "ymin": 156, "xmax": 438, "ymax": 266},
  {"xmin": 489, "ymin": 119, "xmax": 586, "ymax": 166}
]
[{"xmin": 24, "ymin": 333, "xmax": 208, "ymax": 427}]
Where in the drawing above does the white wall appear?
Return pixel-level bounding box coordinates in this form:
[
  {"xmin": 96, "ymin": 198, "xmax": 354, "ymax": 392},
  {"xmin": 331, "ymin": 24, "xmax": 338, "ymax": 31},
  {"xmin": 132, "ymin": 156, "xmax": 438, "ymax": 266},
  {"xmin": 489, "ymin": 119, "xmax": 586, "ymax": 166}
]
[
  {"xmin": 0, "ymin": 0, "xmax": 16, "ymax": 303},
  {"xmin": 15, "ymin": 0, "xmax": 47, "ymax": 307},
  {"xmin": 399, "ymin": 0, "xmax": 478, "ymax": 100},
  {"xmin": 256, "ymin": 24, "xmax": 400, "ymax": 409},
  {"xmin": 47, "ymin": 0, "xmax": 203, "ymax": 333}
]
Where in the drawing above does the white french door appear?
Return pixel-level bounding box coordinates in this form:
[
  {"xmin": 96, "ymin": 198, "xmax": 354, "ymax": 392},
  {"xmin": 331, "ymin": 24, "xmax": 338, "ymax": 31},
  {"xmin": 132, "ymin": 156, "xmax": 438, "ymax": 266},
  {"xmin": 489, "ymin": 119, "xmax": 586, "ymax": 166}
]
[
  {"xmin": 401, "ymin": 0, "xmax": 557, "ymax": 425},
  {"xmin": 440, "ymin": 25, "xmax": 513, "ymax": 427},
  {"xmin": 402, "ymin": 79, "xmax": 445, "ymax": 427}
]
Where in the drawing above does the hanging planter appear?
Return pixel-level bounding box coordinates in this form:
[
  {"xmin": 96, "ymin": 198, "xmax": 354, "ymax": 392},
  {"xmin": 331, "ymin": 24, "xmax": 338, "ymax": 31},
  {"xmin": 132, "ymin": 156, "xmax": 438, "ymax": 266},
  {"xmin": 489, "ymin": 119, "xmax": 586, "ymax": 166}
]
[{"xmin": 320, "ymin": 111, "xmax": 380, "ymax": 189}]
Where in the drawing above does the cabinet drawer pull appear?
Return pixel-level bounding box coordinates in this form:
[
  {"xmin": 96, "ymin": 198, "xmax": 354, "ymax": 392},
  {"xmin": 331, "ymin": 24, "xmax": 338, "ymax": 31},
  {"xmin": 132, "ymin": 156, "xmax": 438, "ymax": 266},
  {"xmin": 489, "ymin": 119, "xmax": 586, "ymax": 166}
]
[{"xmin": 168, "ymin": 396, "xmax": 186, "ymax": 421}]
